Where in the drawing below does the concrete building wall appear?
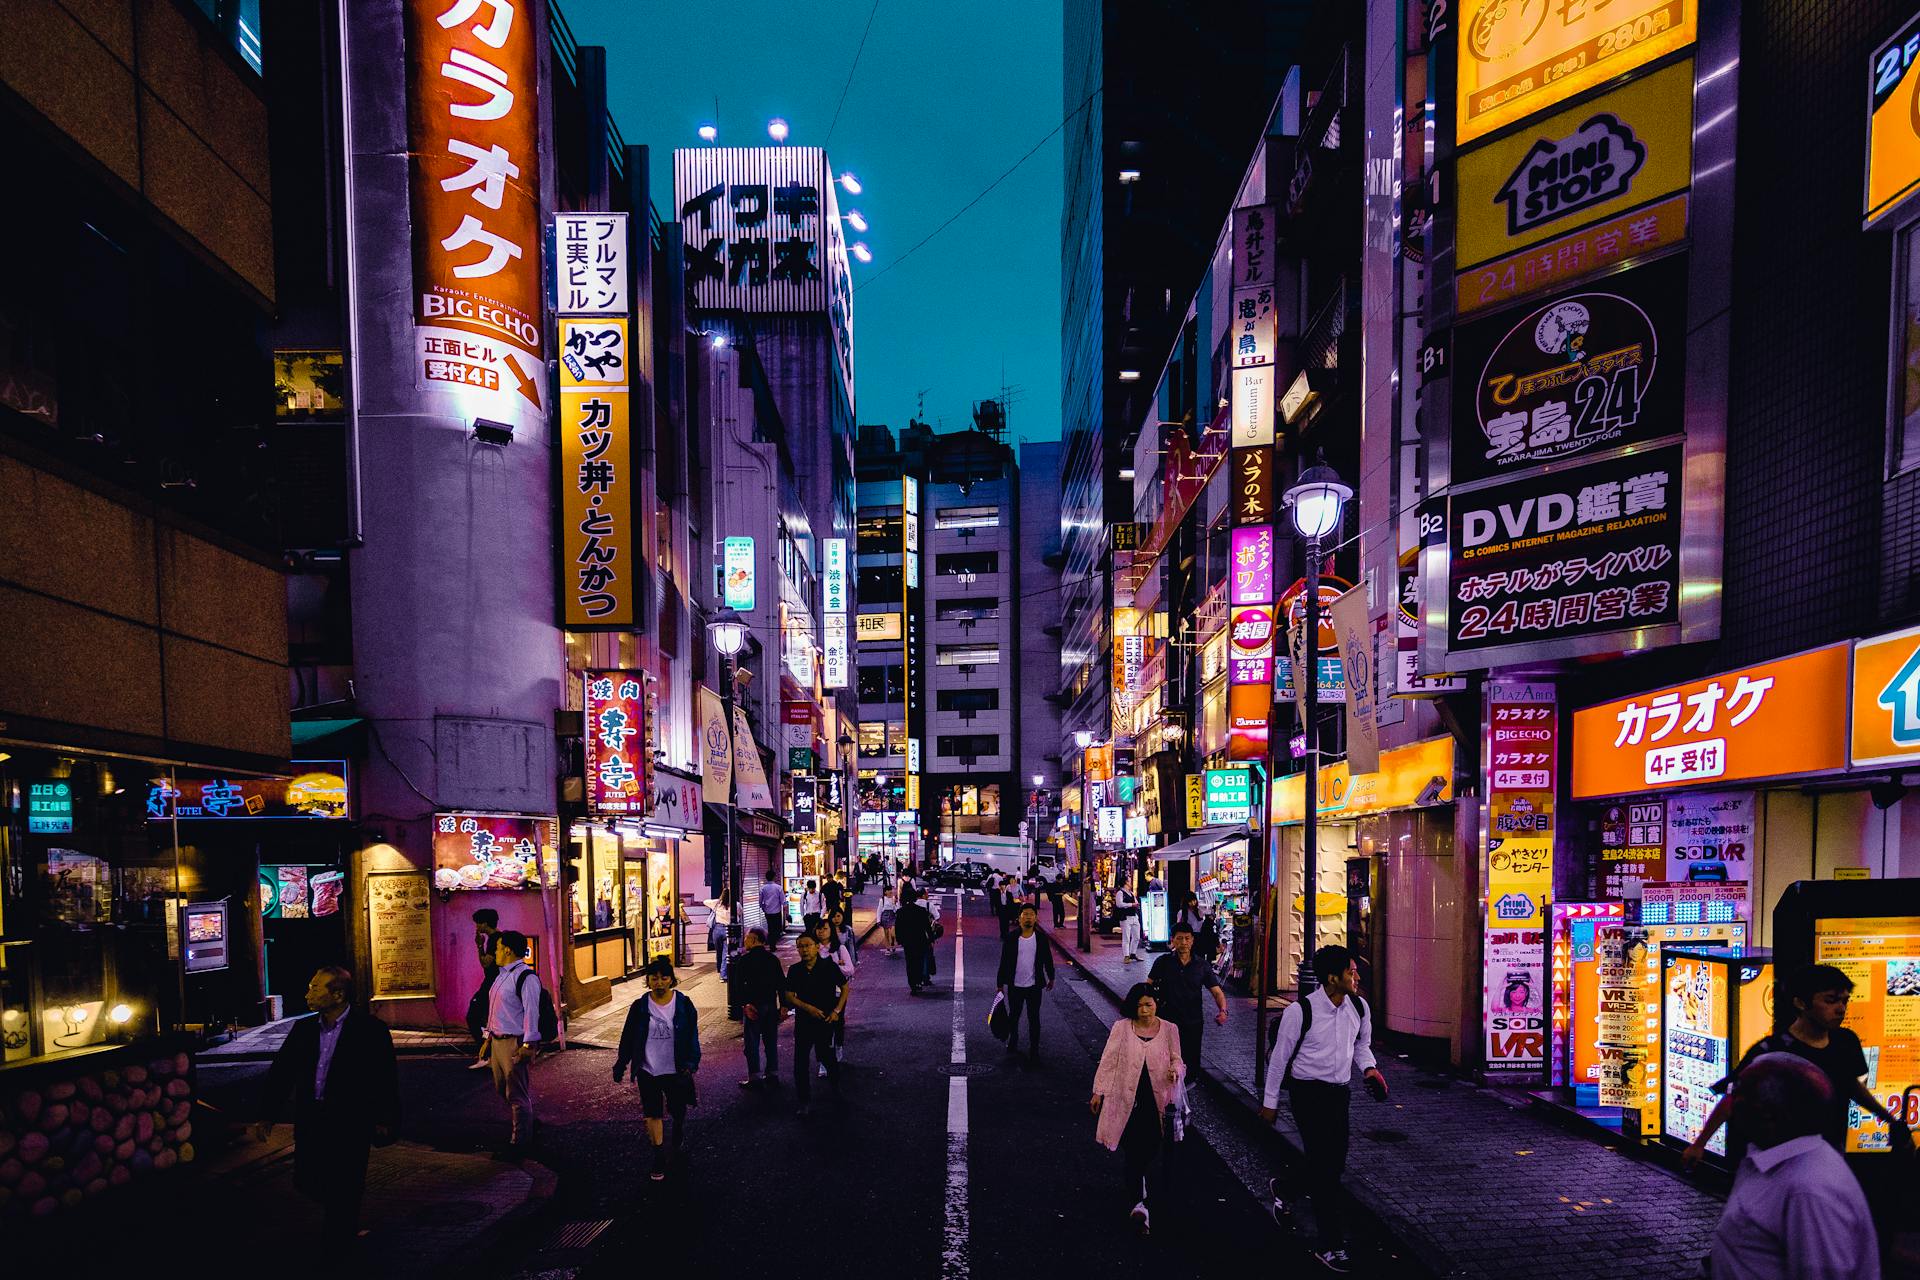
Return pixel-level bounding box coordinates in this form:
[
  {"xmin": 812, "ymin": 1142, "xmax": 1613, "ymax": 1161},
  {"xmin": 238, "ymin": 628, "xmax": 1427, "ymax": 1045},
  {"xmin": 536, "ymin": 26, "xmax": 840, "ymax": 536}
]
[
  {"xmin": 1019, "ymin": 441, "xmax": 1064, "ymax": 796},
  {"xmin": 340, "ymin": 0, "xmax": 565, "ymax": 1028}
]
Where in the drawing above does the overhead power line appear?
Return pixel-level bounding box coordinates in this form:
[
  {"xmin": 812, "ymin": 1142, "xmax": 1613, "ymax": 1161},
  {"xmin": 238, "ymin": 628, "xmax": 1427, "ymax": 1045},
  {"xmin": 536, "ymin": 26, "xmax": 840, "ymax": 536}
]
[
  {"xmin": 855, "ymin": 84, "xmax": 1103, "ymax": 294},
  {"xmin": 824, "ymin": 0, "xmax": 883, "ymax": 148}
]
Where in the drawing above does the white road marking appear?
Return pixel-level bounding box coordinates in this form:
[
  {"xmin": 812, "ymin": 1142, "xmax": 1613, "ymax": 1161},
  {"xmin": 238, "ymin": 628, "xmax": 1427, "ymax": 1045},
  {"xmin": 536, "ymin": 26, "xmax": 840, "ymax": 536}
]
[{"xmin": 942, "ymin": 895, "xmax": 969, "ymax": 1279}]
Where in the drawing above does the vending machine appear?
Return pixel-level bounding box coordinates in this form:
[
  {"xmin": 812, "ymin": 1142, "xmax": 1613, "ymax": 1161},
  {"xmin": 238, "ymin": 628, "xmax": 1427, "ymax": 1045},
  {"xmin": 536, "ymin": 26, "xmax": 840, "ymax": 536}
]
[{"xmin": 1659, "ymin": 946, "xmax": 1774, "ymax": 1160}]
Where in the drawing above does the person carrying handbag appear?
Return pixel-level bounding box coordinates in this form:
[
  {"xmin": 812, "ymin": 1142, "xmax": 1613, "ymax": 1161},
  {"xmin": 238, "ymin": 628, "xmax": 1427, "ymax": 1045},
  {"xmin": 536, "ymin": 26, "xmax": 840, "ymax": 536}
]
[{"xmin": 1090, "ymin": 982, "xmax": 1185, "ymax": 1236}]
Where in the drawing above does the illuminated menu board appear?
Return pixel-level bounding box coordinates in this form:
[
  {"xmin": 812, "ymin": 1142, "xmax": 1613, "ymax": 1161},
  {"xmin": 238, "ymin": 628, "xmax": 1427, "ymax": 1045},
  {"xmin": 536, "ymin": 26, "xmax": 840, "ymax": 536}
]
[
  {"xmin": 1815, "ymin": 916, "xmax": 1920, "ymax": 1153},
  {"xmin": 1663, "ymin": 951, "xmax": 1729, "ymax": 1154}
]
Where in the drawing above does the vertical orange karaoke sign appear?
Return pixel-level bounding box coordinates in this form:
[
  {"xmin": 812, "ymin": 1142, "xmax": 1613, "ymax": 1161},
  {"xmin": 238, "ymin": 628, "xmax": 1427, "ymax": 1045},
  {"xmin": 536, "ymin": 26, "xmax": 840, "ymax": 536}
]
[{"xmin": 405, "ymin": 0, "xmax": 546, "ymax": 429}]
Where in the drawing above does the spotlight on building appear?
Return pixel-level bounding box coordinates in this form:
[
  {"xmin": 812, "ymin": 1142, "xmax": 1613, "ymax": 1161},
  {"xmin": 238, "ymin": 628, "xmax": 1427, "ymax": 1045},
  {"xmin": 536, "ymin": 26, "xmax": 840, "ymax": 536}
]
[
  {"xmin": 698, "ymin": 122, "xmax": 718, "ymax": 142},
  {"xmin": 838, "ymin": 172, "xmax": 862, "ymax": 194},
  {"xmin": 470, "ymin": 418, "xmax": 514, "ymax": 447},
  {"xmin": 845, "ymin": 210, "xmax": 869, "ymax": 232},
  {"xmin": 767, "ymin": 117, "xmax": 790, "ymax": 142},
  {"xmin": 851, "ymin": 242, "xmax": 873, "ymax": 264},
  {"xmin": 711, "ymin": 333, "xmax": 729, "ymax": 349}
]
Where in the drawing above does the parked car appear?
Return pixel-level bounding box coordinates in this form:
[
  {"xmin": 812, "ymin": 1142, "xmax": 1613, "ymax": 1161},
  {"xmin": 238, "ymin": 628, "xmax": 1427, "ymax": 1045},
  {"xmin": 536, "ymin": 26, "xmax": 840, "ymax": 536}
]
[{"xmin": 926, "ymin": 861, "xmax": 993, "ymax": 889}]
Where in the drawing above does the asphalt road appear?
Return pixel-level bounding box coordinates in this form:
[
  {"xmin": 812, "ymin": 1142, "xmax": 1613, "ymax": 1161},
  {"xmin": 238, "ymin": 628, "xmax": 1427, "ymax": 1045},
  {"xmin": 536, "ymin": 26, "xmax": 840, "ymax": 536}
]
[{"xmin": 475, "ymin": 893, "xmax": 1432, "ymax": 1277}]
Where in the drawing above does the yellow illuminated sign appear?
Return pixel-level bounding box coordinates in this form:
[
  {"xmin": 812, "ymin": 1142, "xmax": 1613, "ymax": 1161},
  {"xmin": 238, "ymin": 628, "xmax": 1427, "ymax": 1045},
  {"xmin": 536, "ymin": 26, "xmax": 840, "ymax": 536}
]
[
  {"xmin": 1456, "ymin": 0, "xmax": 1696, "ymax": 147},
  {"xmin": 1272, "ymin": 735, "xmax": 1455, "ymax": 825},
  {"xmin": 856, "ymin": 612, "xmax": 903, "ymax": 641},
  {"xmin": 1456, "ymin": 57, "xmax": 1694, "ymax": 269},
  {"xmin": 1868, "ymin": 12, "xmax": 1920, "ymax": 225}
]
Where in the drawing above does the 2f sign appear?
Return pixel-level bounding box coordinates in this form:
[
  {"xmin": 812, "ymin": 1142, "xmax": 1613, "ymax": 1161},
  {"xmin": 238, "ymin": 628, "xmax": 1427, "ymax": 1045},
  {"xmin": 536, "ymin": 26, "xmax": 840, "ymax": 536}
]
[{"xmin": 1875, "ymin": 30, "xmax": 1920, "ymax": 101}]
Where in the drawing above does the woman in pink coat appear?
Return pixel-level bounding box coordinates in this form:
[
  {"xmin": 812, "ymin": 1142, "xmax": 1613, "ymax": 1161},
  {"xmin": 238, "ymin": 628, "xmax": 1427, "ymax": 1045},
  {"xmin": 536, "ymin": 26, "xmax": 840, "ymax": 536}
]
[{"xmin": 1089, "ymin": 981, "xmax": 1185, "ymax": 1235}]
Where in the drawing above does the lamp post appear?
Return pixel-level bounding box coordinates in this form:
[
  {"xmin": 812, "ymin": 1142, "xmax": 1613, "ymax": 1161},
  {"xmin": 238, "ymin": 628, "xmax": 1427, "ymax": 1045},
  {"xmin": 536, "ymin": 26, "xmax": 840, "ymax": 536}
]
[
  {"xmin": 708, "ymin": 606, "xmax": 748, "ymax": 958},
  {"xmin": 837, "ymin": 730, "xmax": 855, "ymax": 875},
  {"xmin": 1073, "ymin": 728, "xmax": 1096, "ymax": 950},
  {"xmin": 1281, "ymin": 458, "xmax": 1352, "ymax": 998}
]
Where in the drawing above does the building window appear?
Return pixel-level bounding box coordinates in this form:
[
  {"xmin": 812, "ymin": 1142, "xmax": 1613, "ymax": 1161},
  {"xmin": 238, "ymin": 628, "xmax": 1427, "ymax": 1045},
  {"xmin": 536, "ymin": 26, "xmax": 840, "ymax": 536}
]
[
  {"xmin": 858, "ymin": 512, "xmax": 903, "ymax": 553},
  {"xmin": 936, "ymin": 689, "xmax": 1000, "ymax": 712},
  {"xmin": 935, "ymin": 734, "xmax": 1001, "ymax": 758},
  {"xmin": 935, "ymin": 551, "xmax": 999, "ymax": 578},
  {"xmin": 1895, "ymin": 225, "xmax": 1920, "ymax": 477},
  {"xmin": 857, "ymin": 565, "xmax": 903, "ymax": 600},
  {"xmin": 936, "ymin": 644, "xmax": 1001, "ymax": 667},
  {"xmin": 857, "ymin": 664, "xmax": 907, "ymax": 703},
  {"xmin": 935, "ymin": 597, "xmax": 1000, "ymax": 621},
  {"xmin": 857, "ymin": 720, "xmax": 908, "ymax": 755},
  {"xmin": 934, "ymin": 504, "xmax": 1000, "ymax": 530}
]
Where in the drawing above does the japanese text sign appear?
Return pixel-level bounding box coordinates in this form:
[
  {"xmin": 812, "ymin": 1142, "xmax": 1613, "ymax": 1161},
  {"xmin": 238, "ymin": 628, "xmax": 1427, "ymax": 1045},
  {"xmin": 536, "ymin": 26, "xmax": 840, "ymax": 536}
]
[
  {"xmin": 1232, "ymin": 205, "xmax": 1277, "ymax": 288},
  {"xmin": 1231, "ymin": 284, "xmax": 1277, "ymax": 368},
  {"xmin": 1203, "ymin": 769, "xmax": 1255, "ymax": 826},
  {"xmin": 1852, "ymin": 625, "xmax": 1920, "ymax": 767},
  {"xmin": 405, "ymin": 0, "xmax": 545, "ymax": 430},
  {"xmin": 27, "ymin": 781, "xmax": 72, "ymax": 833},
  {"xmin": 1570, "ymin": 644, "xmax": 1850, "ymax": 797},
  {"xmin": 1455, "ymin": 0, "xmax": 1696, "ymax": 146},
  {"xmin": 1232, "ymin": 447, "xmax": 1276, "ymax": 525},
  {"xmin": 1272, "ymin": 735, "xmax": 1456, "ymax": 825},
  {"xmin": 147, "ymin": 764, "xmax": 350, "ymax": 821},
  {"xmin": 1447, "ymin": 444, "xmax": 1683, "ymax": 655},
  {"xmin": 1229, "ymin": 525, "xmax": 1276, "ymax": 605},
  {"xmin": 1452, "ymin": 252, "xmax": 1688, "ymax": 486},
  {"xmin": 1455, "ymin": 58, "xmax": 1695, "ymax": 271},
  {"xmin": 431, "ymin": 811, "xmax": 556, "ymax": 892},
  {"xmin": 1486, "ymin": 681, "xmax": 1557, "ymax": 929},
  {"xmin": 723, "ymin": 535, "xmax": 755, "ymax": 611},
  {"xmin": 554, "ymin": 213, "xmax": 629, "ymax": 315},
  {"xmin": 1868, "ymin": 13, "xmax": 1920, "ymax": 226},
  {"xmin": 584, "ymin": 670, "xmax": 651, "ymax": 814},
  {"xmin": 823, "ymin": 538, "xmax": 849, "ymax": 613},
  {"xmin": 559, "ymin": 318, "xmax": 633, "ymax": 626},
  {"xmin": 1458, "ymin": 193, "xmax": 1689, "ymax": 318},
  {"xmin": 824, "ymin": 613, "xmax": 850, "ymax": 689},
  {"xmin": 1228, "ymin": 605, "xmax": 1276, "ymax": 687}
]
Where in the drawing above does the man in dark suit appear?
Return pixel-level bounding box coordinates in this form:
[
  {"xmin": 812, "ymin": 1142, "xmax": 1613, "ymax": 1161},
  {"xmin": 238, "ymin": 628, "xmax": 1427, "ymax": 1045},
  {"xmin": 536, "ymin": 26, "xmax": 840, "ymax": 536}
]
[
  {"xmin": 254, "ymin": 966, "xmax": 400, "ymax": 1243},
  {"xmin": 996, "ymin": 903, "xmax": 1057, "ymax": 1067}
]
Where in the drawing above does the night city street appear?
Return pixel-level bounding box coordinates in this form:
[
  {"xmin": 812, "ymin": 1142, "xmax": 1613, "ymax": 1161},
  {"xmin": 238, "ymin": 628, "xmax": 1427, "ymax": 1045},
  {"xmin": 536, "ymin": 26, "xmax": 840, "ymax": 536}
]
[{"xmin": 13, "ymin": 0, "xmax": 1920, "ymax": 1276}]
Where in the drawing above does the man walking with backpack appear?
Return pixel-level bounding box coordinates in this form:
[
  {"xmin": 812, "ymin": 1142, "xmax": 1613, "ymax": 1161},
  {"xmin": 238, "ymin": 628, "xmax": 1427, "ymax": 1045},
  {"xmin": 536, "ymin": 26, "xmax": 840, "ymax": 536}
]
[
  {"xmin": 485, "ymin": 930, "xmax": 551, "ymax": 1153},
  {"xmin": 1258, "ymin": 945, "xmax": 1386, "ymax": 1275}
]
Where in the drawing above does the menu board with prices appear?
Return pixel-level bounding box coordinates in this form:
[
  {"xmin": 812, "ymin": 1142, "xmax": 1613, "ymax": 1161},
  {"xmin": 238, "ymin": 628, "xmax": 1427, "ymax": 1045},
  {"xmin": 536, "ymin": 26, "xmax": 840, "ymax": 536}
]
[{"xmin": 367, "ymin": 871, "xmax": 435, "ymax": 1000}]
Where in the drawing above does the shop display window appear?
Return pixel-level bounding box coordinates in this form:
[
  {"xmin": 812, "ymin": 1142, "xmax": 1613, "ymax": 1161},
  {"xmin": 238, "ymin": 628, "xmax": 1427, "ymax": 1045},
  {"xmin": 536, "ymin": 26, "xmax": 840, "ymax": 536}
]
[{"xmin": 1, "ymin": 753, "xmax": 178, "ymax": 1068}]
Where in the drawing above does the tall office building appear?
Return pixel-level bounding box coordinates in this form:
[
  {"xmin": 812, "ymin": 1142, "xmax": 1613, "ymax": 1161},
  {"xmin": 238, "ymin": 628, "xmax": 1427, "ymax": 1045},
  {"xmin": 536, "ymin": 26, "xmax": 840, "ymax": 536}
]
[
  {"xmin": 853, "ymin": 409, "xmax": 1061, "ymax": 865},
  {"xmin": 1057, "ymin": 0, "xmax": 1309, "ymax": 818}
]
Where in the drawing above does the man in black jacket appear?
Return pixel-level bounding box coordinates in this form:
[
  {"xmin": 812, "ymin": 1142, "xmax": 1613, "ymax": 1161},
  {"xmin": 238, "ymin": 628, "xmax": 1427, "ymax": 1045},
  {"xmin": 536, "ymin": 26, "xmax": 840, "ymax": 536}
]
[
  {"xmin": 895, "ymin": 887, "xmax": 935, "ymax": 994},
  {"xmin": 727, "ymin": 926, "xmax": 786, "ymax": 1087},
  {"xmin": 996, "ymin": 903, "xmax": 1056, "ymax": 1067},
  {"xmin": 254, "ymin": 966, "xmax": 399, "ymax": 1244}
]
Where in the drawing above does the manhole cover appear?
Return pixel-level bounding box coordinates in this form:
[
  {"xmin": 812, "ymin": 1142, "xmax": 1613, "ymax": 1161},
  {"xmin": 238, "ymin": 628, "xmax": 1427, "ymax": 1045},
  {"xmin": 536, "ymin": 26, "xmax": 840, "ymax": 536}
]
[
  {"xmin": 1363, "ymin": 1129, "xmax": 1411, "ymax": 1143},
  {"xmin": 941, "ymin": 1062, "xmax": 996, "ymax": 1076}
]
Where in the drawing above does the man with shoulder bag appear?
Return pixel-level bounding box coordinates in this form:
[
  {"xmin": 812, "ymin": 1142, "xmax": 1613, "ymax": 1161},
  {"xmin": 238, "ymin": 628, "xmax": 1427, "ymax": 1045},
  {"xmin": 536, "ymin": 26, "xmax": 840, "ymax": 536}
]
[{"xmin": 1258, "ymin": 945, "xmax": 1387, "ymax": 1276}]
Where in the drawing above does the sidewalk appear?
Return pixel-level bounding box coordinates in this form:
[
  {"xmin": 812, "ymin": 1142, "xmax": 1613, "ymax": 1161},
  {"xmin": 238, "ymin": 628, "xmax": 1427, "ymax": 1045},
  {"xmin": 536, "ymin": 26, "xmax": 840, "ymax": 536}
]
[{"xmin": 1051, "ymin": 920, "xmax": 1724, "ymax": 1279}]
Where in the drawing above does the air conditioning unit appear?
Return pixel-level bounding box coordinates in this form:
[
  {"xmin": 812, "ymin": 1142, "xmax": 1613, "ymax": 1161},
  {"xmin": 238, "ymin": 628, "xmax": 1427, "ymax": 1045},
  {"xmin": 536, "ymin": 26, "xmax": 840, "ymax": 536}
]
[
  {"xmin": 960, "ymin": 755, "xmax": 979, "ymax": 766},
  {"xmin": 958, "ymin": 664, "xmax": 977, "ymax": 675},
  {"xmin": 959, "ymin": 709, "xmax": 977, "ymax": 721}
]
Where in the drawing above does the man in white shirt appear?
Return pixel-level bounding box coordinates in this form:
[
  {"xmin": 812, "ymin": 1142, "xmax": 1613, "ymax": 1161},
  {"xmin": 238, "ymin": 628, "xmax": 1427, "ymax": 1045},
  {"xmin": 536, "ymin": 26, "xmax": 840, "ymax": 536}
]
[
  {"xmin": 1258, "ymin": 945, "xmax": 1386, "ymax": 1275},
  {"xmin": 758, "ymin": 871, "xmax": 788, "ymax": 945},
  {"xmin": 997, "ymin": 904, "xmax": 1057, "ymax": 1068},
  {"xmin": 486, "ymin": 930, "xmax": 543, "ymax": 1151},
  {"xmin": 1710, "ymin": 1052, "xmax": 1880, "ymax": 1280}
]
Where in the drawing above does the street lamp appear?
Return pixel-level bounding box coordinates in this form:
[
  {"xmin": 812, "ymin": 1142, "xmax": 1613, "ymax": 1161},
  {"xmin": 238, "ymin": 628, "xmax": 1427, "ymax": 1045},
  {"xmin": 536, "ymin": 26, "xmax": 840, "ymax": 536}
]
[
  {"xmin": 708, "ymin": 606, "xmax": 748, "ymax": 962},
  {"xmin": 1074, "ymin": 729, "xmax": 1094, "ymax": 750},
  {"xmin": 1281, "ymin": 456, "xmax": 1351, "ymax": 1001}
]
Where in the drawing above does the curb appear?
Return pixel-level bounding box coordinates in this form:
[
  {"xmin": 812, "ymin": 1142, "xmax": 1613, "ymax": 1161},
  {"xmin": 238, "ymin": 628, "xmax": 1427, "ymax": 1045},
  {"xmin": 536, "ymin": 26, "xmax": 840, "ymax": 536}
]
[{"xmin": 1047, "ymin": 933, "xmax": 1455, "ymax": 1279}]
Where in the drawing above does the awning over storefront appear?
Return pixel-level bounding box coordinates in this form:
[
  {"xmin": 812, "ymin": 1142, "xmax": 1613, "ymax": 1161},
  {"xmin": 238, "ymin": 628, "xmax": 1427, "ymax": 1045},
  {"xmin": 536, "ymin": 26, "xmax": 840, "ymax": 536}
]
[{"xmin": 1151, "ymin": 826, "xmax": 1248, "ymax": 861}]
